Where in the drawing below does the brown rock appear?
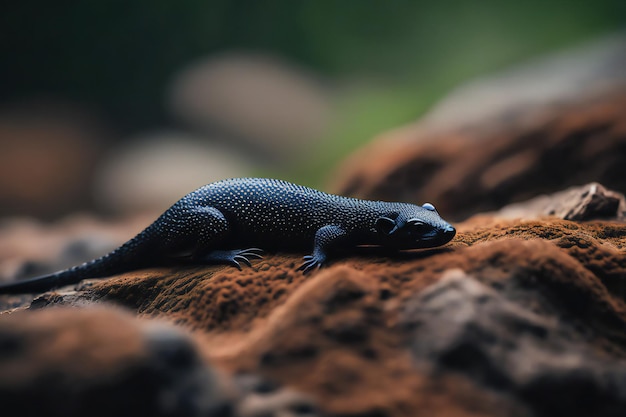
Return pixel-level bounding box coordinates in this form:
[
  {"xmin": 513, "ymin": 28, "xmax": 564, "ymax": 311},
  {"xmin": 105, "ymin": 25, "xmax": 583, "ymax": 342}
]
[
  {"xmin": 0, "ymin": 307, "xmax": 229, "ymax": 417},
  {"xmin": 0, "ymin": 213, "xmax": 151, "ymax": 284},
  {"xmin": 1, "ymin": 215, "xmax": 623, "ymax": 417},
  {"xmin": 331, "ymin": 35, "xmax": 626, "ymax": 221},
  {"xmin": 0, "ymin": 100, "xmax": 107, "ymax": 218},
  {"xmin": 334, "ymin": 91, "xmax": 626, "ymax": 221}
]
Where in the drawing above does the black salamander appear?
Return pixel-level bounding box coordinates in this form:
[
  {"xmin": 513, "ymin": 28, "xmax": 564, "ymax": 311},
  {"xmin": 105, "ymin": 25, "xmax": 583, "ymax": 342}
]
[{"xmin": 0, "ymin": 178, "xmax": 455, "ymax": 294}]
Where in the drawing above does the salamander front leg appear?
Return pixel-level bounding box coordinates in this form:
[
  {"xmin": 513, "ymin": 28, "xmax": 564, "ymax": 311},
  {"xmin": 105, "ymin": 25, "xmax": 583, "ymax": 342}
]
[{"xmin": 298, "ymin": 225, "xmax": 347, "ymax": 274}]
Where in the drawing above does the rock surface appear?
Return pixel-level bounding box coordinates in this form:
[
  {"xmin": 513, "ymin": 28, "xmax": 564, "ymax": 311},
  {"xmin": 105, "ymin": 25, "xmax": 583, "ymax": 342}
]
[
  {"xmin": 486, "ymin": 182, "xmax": 626, "ymax": 221},
  {"xmin": 1, "ymin": 209, "xmax": 625, "ymax": 417},
  {"xmin": 403, "ymin": 269, "xmax": 626, "ymax": 417},
  {"xmin": 0, "ymin": 307, "xmax": 229, "ymax": 417},
  {"xmin": 0, "ymin": 306, "xmax": 322, "ymax": 417}
]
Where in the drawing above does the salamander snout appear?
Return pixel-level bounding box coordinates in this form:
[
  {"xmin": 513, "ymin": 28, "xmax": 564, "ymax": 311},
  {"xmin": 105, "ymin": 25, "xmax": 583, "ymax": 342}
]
[
  {"xmin": 443, "ymin": 224, "xmax": 456, "ymax": 237},
  {"xmin": 437, "ymin": 224, "xmax": 456, "ymax": 245}
]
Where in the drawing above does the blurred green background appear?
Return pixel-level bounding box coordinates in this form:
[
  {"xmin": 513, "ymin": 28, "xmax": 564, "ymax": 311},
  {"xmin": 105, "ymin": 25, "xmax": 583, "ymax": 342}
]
[{"xmin": 1, "ymin": 0, "xmax": 624, "ymax": 218}]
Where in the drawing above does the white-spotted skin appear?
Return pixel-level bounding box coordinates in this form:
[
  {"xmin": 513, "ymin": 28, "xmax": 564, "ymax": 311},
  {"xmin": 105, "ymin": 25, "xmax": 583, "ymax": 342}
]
[
  {"xmin": 163, "ymin": 178, "xmax": 451, "ymax": 247},
  {"xmin": 0, "ymin": 178, "xmax": 455, "ymax": 294}
]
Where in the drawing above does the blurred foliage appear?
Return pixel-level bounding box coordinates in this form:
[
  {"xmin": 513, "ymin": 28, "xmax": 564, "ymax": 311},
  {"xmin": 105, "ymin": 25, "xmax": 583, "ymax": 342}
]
[{"xmin": 2, "ymin": 0, "xmax": 624, "ymax": 185}]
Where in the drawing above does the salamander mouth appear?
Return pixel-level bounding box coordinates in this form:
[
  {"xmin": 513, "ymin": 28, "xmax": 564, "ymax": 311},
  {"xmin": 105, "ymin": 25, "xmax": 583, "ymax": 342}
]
[{"xmin": 416, "ymin": 225, "xmax": 456, "ymax": 248}]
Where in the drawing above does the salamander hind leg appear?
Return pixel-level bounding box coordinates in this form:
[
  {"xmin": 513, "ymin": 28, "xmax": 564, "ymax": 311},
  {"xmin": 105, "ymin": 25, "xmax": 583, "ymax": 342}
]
[
  {"xmin": 199, "ymin": 248, "xmax": 264, "ymax": 270},
  {"xmin": 161, "ymin": 206, "xmax": 264, "ymax": 269},
  {"xmin": 298, "ymin": 225, "xmax": 347, "ymax": 274}
]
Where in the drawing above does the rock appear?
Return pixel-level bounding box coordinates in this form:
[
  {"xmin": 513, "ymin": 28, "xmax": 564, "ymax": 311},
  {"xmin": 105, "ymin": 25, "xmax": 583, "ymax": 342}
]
[
  {"xmin": 168, "ymin": 53, "xmax": 331, "ymax": 164},
  {"xmin": 485, "ymin": 182, "xmax": 626, "ymax": 221},
  {"xmin": 2, "ymin": 213, "xmax": 625, "ymax": 416},
  {"xmin": 93, "ymin": 132, "xmax": 252, "ymax": 214},
  {"xmin": 0, "ymin": 307, "xmax": 230, "ymax": 417},
  {"xmin": 235, "ymin": 374, "xmax": 320, "ymax": 417},
  {"xmin": 332, "ymin": 34, "xmax": 626, "ymax": 220},
  {"xmin": 425, "ymin": 33, "xmax": 626, "ymax": 129},
  {"xmin": 402, "ymin": 269, "xmax": 626, "ymax": 417},
  {"xmin": 0, "ymin": 100, "xmax": 106, "ymax": 218},
  {"xmin": 0, "ymin": 213, "xmax": 150, "ymax": 284}
]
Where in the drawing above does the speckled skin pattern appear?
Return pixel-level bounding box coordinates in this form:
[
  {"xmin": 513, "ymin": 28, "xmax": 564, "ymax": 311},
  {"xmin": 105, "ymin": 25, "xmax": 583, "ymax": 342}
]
[{"xmin": 0, "ymin": 178, "xmax": 455, "ymax": 294}]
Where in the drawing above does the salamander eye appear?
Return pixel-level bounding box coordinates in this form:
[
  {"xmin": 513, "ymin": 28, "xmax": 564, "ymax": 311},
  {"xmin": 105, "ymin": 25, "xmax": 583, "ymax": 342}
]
[
  {"xmin": 422, "ymin": 203, "xmax": 436, "ymax": 212},
  {"xmin": 407, "ymin": 219, "xmax": 432, "ymax": 236},
  {"xmin": 407, "ymin": 219, "xmax": 427, "ymax": 229}
]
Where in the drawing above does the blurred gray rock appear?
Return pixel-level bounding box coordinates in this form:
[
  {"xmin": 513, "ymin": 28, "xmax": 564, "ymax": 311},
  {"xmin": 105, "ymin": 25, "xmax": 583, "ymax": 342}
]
[
  {"xmin": 402, "ymin": 269, "xmax": 626, "ymax": 417},
  {"xmin": 94, "ymin": 132, "xmax": 252, "ymax": 214},
  {"xmin": 168, "ymin": 53, "xmax": 332, "ymax": 163},
  {"xmin": 234, "ymin": 374, "xmax": 321, "ymax": 417},
  {"xmin": 426, "ymin": 32, "xmax": 626, "ymax": 129},
  {"xmin": 490, "ymin": 182, "xmax": 626, "ymax": 221}
]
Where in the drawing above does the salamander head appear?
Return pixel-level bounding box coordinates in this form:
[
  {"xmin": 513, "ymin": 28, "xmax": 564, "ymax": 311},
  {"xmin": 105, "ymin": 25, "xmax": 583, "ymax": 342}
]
[{"xmin": 374, "ymin": 202, "xmax": 456, "ymax": 249}]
